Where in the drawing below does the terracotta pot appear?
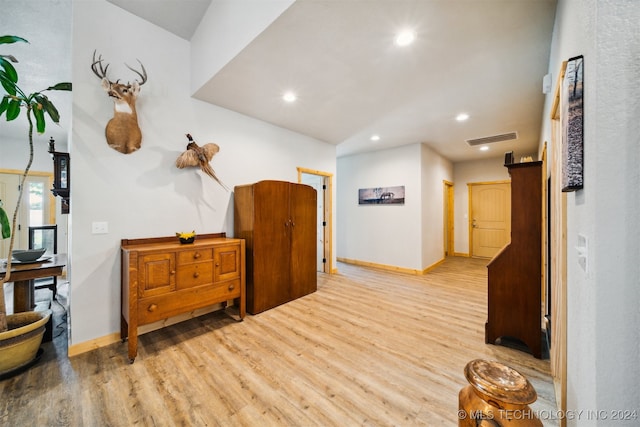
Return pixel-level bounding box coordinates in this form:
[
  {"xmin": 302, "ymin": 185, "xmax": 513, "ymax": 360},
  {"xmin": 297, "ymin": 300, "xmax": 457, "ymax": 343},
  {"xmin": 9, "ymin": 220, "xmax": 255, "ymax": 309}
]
[{"xmin": 0, "ymin": 310, "xmax": 51, "ymax": 375}]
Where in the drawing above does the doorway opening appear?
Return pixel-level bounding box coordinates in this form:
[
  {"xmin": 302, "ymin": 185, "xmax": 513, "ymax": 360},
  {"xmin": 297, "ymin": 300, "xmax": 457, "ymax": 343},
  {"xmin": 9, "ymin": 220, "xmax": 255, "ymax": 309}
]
[
  {"xmin": 298, "ymin": 167, "xmax": 333, "ymax": 274},
  {"xmin": 0, "ymin": 170, "xmax": 55, "ymax": 258},
  {"xmin": 443, "ymin": 180, "xmax": 454, "ymax": 257}
]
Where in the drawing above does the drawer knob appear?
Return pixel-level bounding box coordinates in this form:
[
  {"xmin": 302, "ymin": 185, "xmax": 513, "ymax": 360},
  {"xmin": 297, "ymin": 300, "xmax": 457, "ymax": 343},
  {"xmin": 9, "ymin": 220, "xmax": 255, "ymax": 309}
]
[
  {"xmin": 147, "ymin": 304, "xmax": 158, "ymax": 312},
  {"xmin": 194, "ymin": 252, "xmax": 201, "ymax": 259},
  {"xmin": 228, "ymin": 283, "xmax": 235, "ymax": 291},
  {"xmin": 193, "ymin": 272, "xmax": 200, "ymax": 278}
]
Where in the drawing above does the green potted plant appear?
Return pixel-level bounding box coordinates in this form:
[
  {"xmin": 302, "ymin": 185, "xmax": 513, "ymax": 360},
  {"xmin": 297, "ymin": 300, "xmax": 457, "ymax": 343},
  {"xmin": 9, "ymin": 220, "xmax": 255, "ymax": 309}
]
[{"xmin": 0, "ymin": 35, "xmax": 71, "ymax": 375}]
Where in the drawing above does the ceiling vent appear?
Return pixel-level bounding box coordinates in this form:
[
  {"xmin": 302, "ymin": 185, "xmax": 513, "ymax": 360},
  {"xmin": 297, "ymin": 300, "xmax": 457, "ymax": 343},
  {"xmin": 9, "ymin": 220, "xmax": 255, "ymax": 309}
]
[{"xmin": 466, "ymin": 131, "xmax": 518, "ymax": 146}]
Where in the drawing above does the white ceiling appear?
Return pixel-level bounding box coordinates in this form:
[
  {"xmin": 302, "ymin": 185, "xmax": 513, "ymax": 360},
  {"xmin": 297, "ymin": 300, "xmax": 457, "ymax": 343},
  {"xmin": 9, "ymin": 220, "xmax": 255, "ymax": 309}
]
[
  {"xmin": 191, "ymin": 0, "xmax": 557, "ymax": 161},
  {"xmin": 111, "ymin": 0, "xmax": 557, "ymax": 161},
  {"xmin": 5, "ymin": 0, "xmax": 557, "ymax": 163}
]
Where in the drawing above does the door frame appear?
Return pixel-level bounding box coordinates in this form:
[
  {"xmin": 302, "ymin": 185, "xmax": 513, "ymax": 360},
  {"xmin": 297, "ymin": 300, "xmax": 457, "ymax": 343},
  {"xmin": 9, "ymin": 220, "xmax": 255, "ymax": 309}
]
[
  {"xmin": 549, "ymin": 62, "xmax": 568, "ymax": 424},
  {"xmin": 443, "ymin": 180, "xmax": 454, "ymax": 257},
  {"xmin": 0, "ymin": 169, "xmax": 55, "ymax": 258},
  {"xmin": 297, "ymin": 167, "xmax": 334, "ymax": 274},
  {"xmin": 467, "ymin": 180, "xmax": 510, "ymax": 258}
]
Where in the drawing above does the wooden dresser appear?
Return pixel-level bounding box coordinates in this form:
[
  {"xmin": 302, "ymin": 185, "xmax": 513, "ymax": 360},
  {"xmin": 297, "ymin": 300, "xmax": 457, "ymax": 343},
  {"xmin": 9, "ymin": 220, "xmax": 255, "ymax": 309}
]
[
  {"xmin": 121, "ymin": 233, "xmax": 245, "ymax": 362},
  {"xmin": 486, "ymin": 161, "xmax": 544, "ymax": 358}
]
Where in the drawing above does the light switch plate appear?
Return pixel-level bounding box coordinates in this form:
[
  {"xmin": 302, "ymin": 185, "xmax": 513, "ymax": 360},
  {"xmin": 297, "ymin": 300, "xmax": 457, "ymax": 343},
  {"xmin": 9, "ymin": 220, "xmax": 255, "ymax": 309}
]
[
  {"xmin": 576, "ymin": 233, "xmax": 588, "ymax": 273},
  {"xmin": 92, "ymin": 221, "xmax": 109, "ymax": 234}
]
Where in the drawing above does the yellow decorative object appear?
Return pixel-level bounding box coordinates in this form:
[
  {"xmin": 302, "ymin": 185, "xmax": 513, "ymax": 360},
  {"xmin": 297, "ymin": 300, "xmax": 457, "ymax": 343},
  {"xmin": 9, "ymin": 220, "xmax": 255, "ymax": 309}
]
[{"xmin": 176, "ymin": 231, "xmax": 196, "ymax": 244}]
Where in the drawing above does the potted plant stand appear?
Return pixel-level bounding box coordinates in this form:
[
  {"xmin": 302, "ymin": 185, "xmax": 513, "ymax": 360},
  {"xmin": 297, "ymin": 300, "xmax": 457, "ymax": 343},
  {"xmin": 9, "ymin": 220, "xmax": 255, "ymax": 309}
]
[{"xmin": 0, "ymin": 309, "xmax": 51, "ymax": 378}]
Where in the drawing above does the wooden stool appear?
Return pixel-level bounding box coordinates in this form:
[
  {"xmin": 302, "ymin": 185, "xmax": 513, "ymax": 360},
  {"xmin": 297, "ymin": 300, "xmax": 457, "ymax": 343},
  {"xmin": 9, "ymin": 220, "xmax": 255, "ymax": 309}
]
[{"xmin": 458, "ymin": 359, "xmax": 542, "ymax": 426}]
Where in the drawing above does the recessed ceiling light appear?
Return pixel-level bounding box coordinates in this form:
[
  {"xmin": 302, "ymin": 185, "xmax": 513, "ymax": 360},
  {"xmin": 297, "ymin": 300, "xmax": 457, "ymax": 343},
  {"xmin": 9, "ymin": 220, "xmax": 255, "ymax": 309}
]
[
  {"xmin": 395, "ymin": 30, "xmax": 416, "ymax": 47},
  {"xmin": 370, "ymin": 134, "xmax": 380, "ymax": 141},
  {"xmin": 283, "ymin": 91, "xmax": 297, "ymax": 103},
  {"xmin": 456, "ymin": 113, "xmax": 470, "ymax": 122},
  {"xmin": 480, "ymin": 146, "xmax": 489, "ymax": 151}
]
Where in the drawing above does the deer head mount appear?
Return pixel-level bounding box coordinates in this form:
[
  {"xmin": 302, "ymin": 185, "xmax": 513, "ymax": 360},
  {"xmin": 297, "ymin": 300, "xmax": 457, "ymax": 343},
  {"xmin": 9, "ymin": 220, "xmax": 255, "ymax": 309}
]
[{"xmin": 91, "ymin": 50, "xmax": 147, "ymax": 154}]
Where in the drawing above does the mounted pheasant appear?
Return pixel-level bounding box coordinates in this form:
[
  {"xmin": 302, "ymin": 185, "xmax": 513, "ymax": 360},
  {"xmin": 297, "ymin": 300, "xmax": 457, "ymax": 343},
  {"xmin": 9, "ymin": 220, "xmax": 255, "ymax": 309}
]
[
  {"xmin": 175, "ymin": 133, "xmax": 229, "ymax": 190},
  {"xmin": 91, "ymin": 50, "xmax": 147, "ymax": 154}
]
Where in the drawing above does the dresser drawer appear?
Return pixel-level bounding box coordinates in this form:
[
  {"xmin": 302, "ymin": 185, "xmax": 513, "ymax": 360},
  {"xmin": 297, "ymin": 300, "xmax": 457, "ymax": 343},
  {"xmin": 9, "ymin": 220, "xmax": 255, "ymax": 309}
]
[
  {"xmin": 176, "ymin": 262, "xmax": 213, "ymax": 289},
  {"xmin": 177, "ymin": 248, "xmax": 213, "ymax": 264},
  {"xmin": 137, "ymin": 279, "xmax": 242, "ymax": 325}
]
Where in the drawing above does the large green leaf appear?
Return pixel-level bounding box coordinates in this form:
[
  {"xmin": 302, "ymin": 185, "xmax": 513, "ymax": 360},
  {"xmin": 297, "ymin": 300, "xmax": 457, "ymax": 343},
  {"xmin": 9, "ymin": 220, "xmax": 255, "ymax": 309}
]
[
  {"xmin": 0, "ymin": 206, "xmax": 10, "ymax": 239},
  {"xmin": 0, "ymin": 57, "xmax": 17, "ymax": 83},
  {"xmin": 46, "ymin": 82, "xmax": 72, "ymax": 91},
  {"xmin": 33, "ymin": 104, "xmax": 46, "ymax": 133},
  {"xmin": 0, "ymin": 36, "xmax": 28, "ymax": 45},
  {"xmin": 37, "ymin": 95, "xmax": 60, "ymax": 123},
  {"xmin": 6, "ymin": 98, "xmax": 20, "ymax": 120},
  {"xmin": 0, "ymin": 96, "xmax": 8, "ymax": 116},
  {"xmin": 0, "ymin": 70, "xmax": 17, "ymax": 95}
]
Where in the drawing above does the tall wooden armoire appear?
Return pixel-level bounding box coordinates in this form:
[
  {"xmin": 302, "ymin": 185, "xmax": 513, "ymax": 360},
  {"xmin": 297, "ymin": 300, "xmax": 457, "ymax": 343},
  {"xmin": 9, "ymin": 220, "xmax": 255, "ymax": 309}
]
[
  {"xmin": 234, "ymin": 180, "xmax": 317, "ymax": 314},
  {"xmin": 486, "ymin": 161, "xmax": 544, "ymax": 359}
]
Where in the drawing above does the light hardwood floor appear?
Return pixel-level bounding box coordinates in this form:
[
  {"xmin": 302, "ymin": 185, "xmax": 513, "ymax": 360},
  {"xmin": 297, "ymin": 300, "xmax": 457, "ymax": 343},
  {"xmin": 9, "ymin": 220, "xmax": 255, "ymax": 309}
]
[{"xmin": 0, "ymin": 257, "xmax": 558, "ymax": 426}]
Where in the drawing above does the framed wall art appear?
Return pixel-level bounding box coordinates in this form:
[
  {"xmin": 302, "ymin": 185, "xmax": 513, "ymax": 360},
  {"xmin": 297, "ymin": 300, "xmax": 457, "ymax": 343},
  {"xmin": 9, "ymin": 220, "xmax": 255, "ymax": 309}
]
[
  {"xmin": 562, "ymin": 55, "xmax": 584, "ymax": 192},
  {"xmin": 358, "ymin": 186, "xmax": 405, "ymax": 205}
]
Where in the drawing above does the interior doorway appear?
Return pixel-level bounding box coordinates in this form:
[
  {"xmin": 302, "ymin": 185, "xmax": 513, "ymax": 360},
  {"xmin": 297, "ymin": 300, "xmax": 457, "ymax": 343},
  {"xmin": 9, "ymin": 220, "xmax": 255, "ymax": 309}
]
[
  {"xmin": 0, "ymin": 170, "xmax": 55, "ymax": 258},
  {"xmin": 298, "ymin": 167, "xmax": 333, "ymax": 274},
  {"xmin": 443, "ymin": 180, "xmax": 454, "ymax": 257},
  {"xmin": 468, "ymin": 181, "xmax": 511, "ymax": 258}
]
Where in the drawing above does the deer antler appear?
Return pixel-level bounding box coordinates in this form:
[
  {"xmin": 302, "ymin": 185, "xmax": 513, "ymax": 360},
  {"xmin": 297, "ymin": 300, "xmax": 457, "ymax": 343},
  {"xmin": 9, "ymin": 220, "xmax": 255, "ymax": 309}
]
[
  {"xmin": 125, "ymin": 60, "xmax": 147, "ymax": 86},
  {"xmin": 91, "ymin": 50, "xmax": 111, "ymax": 81}
]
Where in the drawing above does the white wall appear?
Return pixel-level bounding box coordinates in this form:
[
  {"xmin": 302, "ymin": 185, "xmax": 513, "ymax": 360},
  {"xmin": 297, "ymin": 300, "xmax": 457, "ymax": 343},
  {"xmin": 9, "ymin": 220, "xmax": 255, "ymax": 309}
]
[
  {"xmin": 337, "ymin": 143, "xmax": 451, "ymax": 271},
  {"xmin": 452, "ymin": 156, "xmax": 510, "ymax": 254},
  {"xmin": 190, "ymin": 0, "xmax": 295, "ymax": 96},
  {"xmin": 421, "ymin": 144, "xmax": 453, "ymax": 267},
  {"xmin": 71, "ymin": 0, "xmax": 335, "ymax": 345},
  {"xmin": 541, "ymin": 0, "xmax": 640, "ymax": 423}
]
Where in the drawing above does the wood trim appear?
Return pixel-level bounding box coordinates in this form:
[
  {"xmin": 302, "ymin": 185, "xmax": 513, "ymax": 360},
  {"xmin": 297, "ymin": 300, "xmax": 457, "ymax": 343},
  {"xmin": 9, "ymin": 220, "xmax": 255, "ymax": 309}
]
[
  {"xmin": 337, "ymin": 257, "xmax": 445, "ymax": 276},
  {"xmin": 550, "ymin": 64, "xmax": 568, "ymax": 424},
  {"xmin": 422, "ymin": 258, "xmax": 445, "ymax": 274},
  {"xmin": 443, "ymin": 180, "xmax": 454, "ymax": 257},
  {"xmin": 550, "ymin": 61, "xmax": 568, "ymax": 120},
  {"xmin": 69, "ymin": 304, "xmax": 228, "ymax": 357},
  {"xmin": 68, "ymin": 332, "xmax": 121, "ymax": 357},
  {"xmin": 453, "ymin": 252, "xmax": 470, "ymax": 257},
  {"xmin": 467, "ymin": 179, "xmax": 510, "ymax": 186},
  {"xmin": 297, "ymin": 166, "xmax": 334, "ymax": 275}
]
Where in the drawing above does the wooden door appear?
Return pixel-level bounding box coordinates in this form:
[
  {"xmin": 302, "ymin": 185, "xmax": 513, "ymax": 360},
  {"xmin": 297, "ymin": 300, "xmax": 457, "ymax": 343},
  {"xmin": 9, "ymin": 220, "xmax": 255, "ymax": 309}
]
[
  {"xmin": 443, "ymin": 181, "xmax": 454, "ymax": 256},
  {"xmin": 289, "ymin": 183, "xmax": 317, "ymax": 299},
  {"xmin": 470, "ymin": 183, "xmax": 511, "ymax": 258},
  {"xmin": 253, "ymin": 181, "xmax": 291, "ymax": 311}
]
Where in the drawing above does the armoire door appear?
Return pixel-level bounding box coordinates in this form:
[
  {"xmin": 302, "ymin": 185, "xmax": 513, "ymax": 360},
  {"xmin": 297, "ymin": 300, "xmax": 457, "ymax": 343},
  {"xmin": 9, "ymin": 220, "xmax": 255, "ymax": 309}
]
[
  {"xmin": 252, "ymin": 181, "xmax": 291, "ymax": 311},
  {"xmin": 289, "ymin": 183, "xmax": 317, "ymax": 299}
]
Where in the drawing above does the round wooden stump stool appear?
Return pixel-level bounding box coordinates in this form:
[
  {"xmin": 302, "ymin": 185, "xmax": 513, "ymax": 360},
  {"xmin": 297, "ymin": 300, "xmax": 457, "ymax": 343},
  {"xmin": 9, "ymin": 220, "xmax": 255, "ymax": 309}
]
[{"xmin": 458, "ymin": 359, "xmax": 542, "ymax": 426}]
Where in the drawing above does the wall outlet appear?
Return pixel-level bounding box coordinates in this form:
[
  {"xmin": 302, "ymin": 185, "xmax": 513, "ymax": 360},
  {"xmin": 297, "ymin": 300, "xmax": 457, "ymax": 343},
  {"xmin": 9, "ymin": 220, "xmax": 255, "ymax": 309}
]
[
  {"xmin": 576, "ymin": 233, "xmax": 588, "ymax": 273},
  {"xmin": 92, "ymin": 221, "xmax": 109, "ymax": 234}
]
